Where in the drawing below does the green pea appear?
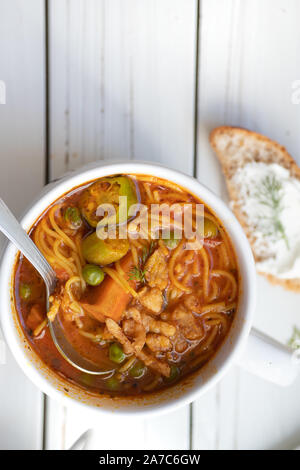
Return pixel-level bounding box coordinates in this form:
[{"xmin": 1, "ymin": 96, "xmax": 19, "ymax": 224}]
[
  {"xmin": 65, "ymin": 206, "xmax": 82, "ymax": 229},
  {"xmin": 129, "ymin": 360, "xmax": 146, "ymax": 379},
  {"xmin": 167, "ymin": 365, "xmax": 180, "ymax": 382},
  {"xmin": 106, "ymin": 376, "xmax": 119, "ymax": 391},
  {"xmin": 82, "ymin": 264, "xmax": 105, "ymax": 286},
  {"xmin": 80, "ymin": 373, "xmax": 95, "ymax": 387},
  {"xmin": 203, "ymin": 218, "xmax": 218, "ymax": 238},
  {"xmin": 109, "ymin": 343, "xmax": 125, "ymax": 364},
  {"xmin": 20, "ymin": 283, "xmax": 32, "ymax": 301},
  {"xmin": 163, "ymin": 232, "xmax": 181, "ymax": 250}
]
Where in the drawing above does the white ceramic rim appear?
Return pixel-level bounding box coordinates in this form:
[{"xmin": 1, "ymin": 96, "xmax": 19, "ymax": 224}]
[{"xmin": 0, "ymin": 161, "xmax": 256, "ymax": 418}]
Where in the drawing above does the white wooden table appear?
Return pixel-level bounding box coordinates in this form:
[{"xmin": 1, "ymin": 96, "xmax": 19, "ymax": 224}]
[{"xmin": 1, "ymin": 0, "xmax": 300, "ymax": 450}]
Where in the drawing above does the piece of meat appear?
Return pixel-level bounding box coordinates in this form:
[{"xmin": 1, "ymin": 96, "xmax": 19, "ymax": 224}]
[
  {"xmin": 122, "ymin": 318, "xmax": 136, "ymax": 337},
  {"xmin": 184, "ymin": 294, "xmax": 202, "ymax": 313},
  {"xmin": 123, "ymin": 307, "xmax": 141, "ymax": 323},
  {"xmin": 146, "ymin": 333, "xmax": 172, "ymax": 353},
  {"xmin": 47, "ymin": 296, "xmax": 61, "ymax": 322},
  {"xmin": 106, "ymin": 310, "xmax": 146, "ymax": 355},
  {"xmin": 138, "ymin": 286, "xmax": 164, "ymax": 314},
  {"xmin": 137, "ymin": 349, "xmax": 170, "ymax": 377},
  {"xmin": 26, "ymin": 304, "xmax": 44, "ymax": 331},
  {"xmin": 145, "ymin": 248, "xmax": 169, "ymax": 290},
  {"xmin": 105, "ymin": 318, "xmax": 134, "ymax": 354},
  {"xmin": 122, "ymin": 308, "xmax": 142, "ymax": 337},
  {"xmin": 106, "ymin": 317, "xmax": 170, "ymax": 377},
  {"xmin": 102, "ymin": 326, "xmax": 114, "ymax": 341},
  {"xmin": 171, "ymin": 306, "xmax": 203, "ymax": 341},
  {"xmin": 174, "ymin": 335, "xmax": 189, "ymax": 353},
  {"xmin": 122, "ymin": 308, "xmax": 146, "ymax": 354},
  {"xmin": 142, "ymin": 313, "xmax": 176, "ymax": 337}
]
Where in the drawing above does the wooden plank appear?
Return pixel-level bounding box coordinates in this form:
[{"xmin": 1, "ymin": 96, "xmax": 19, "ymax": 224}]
[
  {"xmin": 194, "ymin": 0, "xmax": 300, "ymax": 449},
  {"xmin": 0, "ymin": 0, "xmax": 45, "ymax": 449},
  {"xmin": 58, "ymin": 406, "xmax": 190, "ymax": 451},
  {"xmin": 46, "ymin": 0, "xmax": 197, "ymax": 449},
  {"xmin": 49, "ymin": 0, "xmax": 196, "ymax": 179}
]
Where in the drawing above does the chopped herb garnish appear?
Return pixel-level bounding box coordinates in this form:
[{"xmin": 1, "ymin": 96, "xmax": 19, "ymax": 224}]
[
  {"xmin": 141, "ymin": 241, "xmax": 155, "ymax": 264},
  {"xmin": 287, "ymin": 325, "xmax": 300, "ymax": 349},
  {"xmin": 129, "ymin": 266, "xmax": 147, "ymax": 283},
  {"xmin": 129, "ymin": 240, "xmax": 155, "ymax": 283},
  {"xmin": 254, "ymin": 175, "xmax": 289, "ymax": 249}
]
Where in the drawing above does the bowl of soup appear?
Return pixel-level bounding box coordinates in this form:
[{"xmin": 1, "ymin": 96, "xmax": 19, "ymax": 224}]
[{"xmin": 0, "ymin": 162, "xmax": 255, "ymax": 416}]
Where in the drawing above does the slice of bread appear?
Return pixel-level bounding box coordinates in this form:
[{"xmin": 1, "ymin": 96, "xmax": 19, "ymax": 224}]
[{"xmin": 210, "ymin": 126, "xmax": 300, "ymax": 291}]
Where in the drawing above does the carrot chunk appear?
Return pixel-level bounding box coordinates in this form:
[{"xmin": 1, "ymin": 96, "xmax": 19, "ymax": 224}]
[{"xmin": 80, "ymin": 253, "xmax": 136, "ymax": 323}]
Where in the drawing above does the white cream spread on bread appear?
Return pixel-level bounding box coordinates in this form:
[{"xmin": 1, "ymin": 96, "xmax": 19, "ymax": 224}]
[{"xmin": 232, "ymin": 162, "xmax": 300, "ymax": 279}]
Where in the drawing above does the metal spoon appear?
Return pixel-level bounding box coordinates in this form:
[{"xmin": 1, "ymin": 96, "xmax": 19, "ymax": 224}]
[{"xmin": 0, "ymin": 198, "xmax": 113, "ymax": 375}]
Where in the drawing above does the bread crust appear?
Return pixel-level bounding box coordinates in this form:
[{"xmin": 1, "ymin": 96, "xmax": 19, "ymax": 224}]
[{"xmin": 210, "ymin": 126, "xmax": 300, "ymax": 292}]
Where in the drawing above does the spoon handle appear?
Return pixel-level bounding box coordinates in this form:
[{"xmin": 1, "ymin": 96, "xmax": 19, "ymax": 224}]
[{"xmin": 0, "ymin": 198, "xmax": 56, "ymax": 293}]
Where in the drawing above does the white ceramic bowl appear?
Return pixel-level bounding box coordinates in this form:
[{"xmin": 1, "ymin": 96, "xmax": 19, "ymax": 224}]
[{"xmin": 0, "ymin": 161, "xmax": 256, "ymax": 417}]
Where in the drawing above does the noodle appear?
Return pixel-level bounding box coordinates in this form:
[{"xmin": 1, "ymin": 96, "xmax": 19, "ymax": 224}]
[
  {"xmin": 168, "ymin": 241, "xmax": 192, "ymax": 293},
  {"xmin": 204, "ymin": 212, "xmax": 233, "ymax": 269},
  {"xmin": 129, "ymin": 244, "xmax": 139, "ymax": 267},
  {"xmin": 153, "ymin": 190, "xmax": 160, "ymax": 202},
  {"xmin": 200, "ymin": 325, "xmax": 220, "ymax": 350},
  {"xmin": 40, "ymin": 218, "xmax": 61, "ymax": 241},
  {"xmin": 138, "ymin": 175, "xmax": 185, "ymax": 193},
  {"xmin": 198, "ymin": 247, "xmax": 210, "ymax": 298},
  {"xmin": 202, "ymin": 312, "xmax": 229, "ymax": 331},
  {"xmin": 53, "ymin": 240, "xmax": 75, "ymax": 276},
  {"xmin": 103, "ymin": 267, "xmax": 138, "ymax": 298},
  {"xmin": 192, "ymin": 256, "xmax": 199, "ymax": 275},
  {"xmin": 65, "ymin": 276, "xmax": 82, "ymax": 301},
  {"xmin": 143, "ymin": 183, "xmax": 154, "ymax": 202},
  {"xmin": 201, "ymin": 301, "xmax": 236, "ymax": 314},
  {"xmin": 219, "ymin": 242, "xmax": 230, "ymax": 269},
  {"xmin": 34, "ymin": 203, "xmax": 87, "ymax": 327},
  {"xmin": 159, "ymin": 192, "xmax": 190, "ymax": 202},
  {"xmin": 79, "ymin": 330, "xmax": 104, "ymax": 343},
  {"xmin": 168, "ymin": 286, "xmax": 183, "ymax": 301},
  {"xmin": 33, "ymin": 319, "xmax": 47, "ymax": 337},
  {"xmin": 118, "ymin": 356, "xmax": 136, "ymax": 374},
  {"xmin": 211, "ymin": 270, "xmax": 237, "ymax": 302},
  {"xmin": 48, "ymin": 206, "xmax": 77, "ymax": 252},
  {"xmin": 207, "ymin": 278, "xmax": 219, "ymax": 302},
  {"xmin": 75, "ymin": 233, "xmax": 85, "ymax": 266}
]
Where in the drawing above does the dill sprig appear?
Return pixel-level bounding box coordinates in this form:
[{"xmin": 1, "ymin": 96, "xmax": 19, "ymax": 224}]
[
  {"xmin": 254, "ymin": 174, "xmax": 289, "ymax": 249},
  {"xmin": 287, "ymin": 325, "xmax": 300, "ymax": 349},
  {"xmin": 129, "ymin": 266, "xmax": 147, "ymax": 283},
  {"xmin": 129, "ymin": 241, "xmax": 155, "ymax": 283},
  {"xmin": 141, "ymin": 240, "xmax": 155, "ymax": 264}
]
